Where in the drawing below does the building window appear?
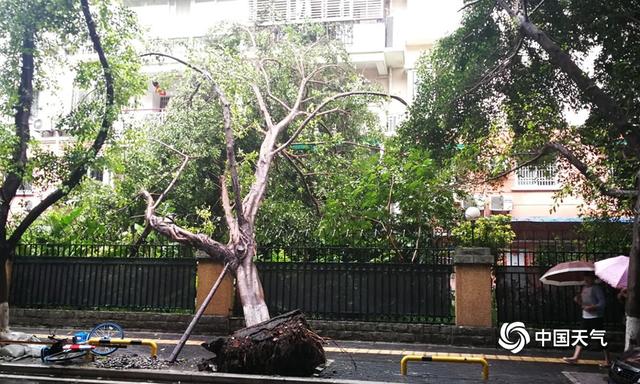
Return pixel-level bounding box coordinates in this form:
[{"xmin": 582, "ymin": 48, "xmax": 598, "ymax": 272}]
[
  {"xmin": 386, "ymin": 113, "xmax": 404, "ymax": 134},
  {"xmin": 515, "ymin": 163, "xmax": 558, "ymax": 189},
  {"xmin": 251, "ymin": 0, "xmax": 384, "ymax": 25},
  {"xmin": 17, "ymin": 181, "xmax": 33, "ymax": 195},
  {"xmin": 326, "ymin": 23, "xmax": 353, "ymax": 45},
  {"xmin": 407, "ymin": 69, "xmax": 418, "ymax": 100},
  {"xmin": 89, "ymin": 168, "xmax": 104, "ymax": 183}
]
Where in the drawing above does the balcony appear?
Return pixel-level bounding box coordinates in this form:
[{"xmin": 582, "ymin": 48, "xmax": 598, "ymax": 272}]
[
  {"xmin": 251, "ymin": 0, "xmax": 384, "ymax": 25},
  {"xmin": 514, "ymin": 164, "xmax": 559, "ymax": 190}
]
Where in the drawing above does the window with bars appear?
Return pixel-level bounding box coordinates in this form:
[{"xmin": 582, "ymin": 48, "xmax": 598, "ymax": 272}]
[
  {"xmin": 17, "ymin": 181, "xmax": 33, "ymax": 195},
  {"xmin": 251, "ymin": 0, "xmax": 383, "ymax": 24},
  {"xmin": 515, "ymin": 163, "xmax": 558, "ymax": 188},
  {"xmin": 386, "ymin": 113, "xmax": 404, "ymax": 134}
]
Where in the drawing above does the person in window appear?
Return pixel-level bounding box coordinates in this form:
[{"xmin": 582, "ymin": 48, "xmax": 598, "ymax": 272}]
[
  {"xmin": 152, "ymin": 81, "xmax": 167, "ymax": 96},
  {"xmin": 563, "ymin": 272, "xmax": 611, "ymax": 367}
]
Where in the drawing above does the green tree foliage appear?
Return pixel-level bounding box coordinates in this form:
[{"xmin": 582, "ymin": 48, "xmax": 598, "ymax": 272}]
[
  {"xmin": 452, "ymin": 214, "xmax": 515, "ymax": 254},
  {"xmin": 401, "ymin": 0, "xmax": 640, "ymax": 218},
  {"xmin": 317, "ymin": 142, "xmax": 459, "ymax": 251},
  {"xmin": 0, "ymin": 0, "xmax": 143, "ymax": 246}
]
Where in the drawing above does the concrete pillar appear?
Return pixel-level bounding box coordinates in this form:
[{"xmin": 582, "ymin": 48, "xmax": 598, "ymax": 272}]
[
  {"xmin": 195, "ymin": 255, "xmax": 234, "ymax": 316},
  {"xmin": 454, "ymin": 247, "xmax": 493, "ymax": 327}
]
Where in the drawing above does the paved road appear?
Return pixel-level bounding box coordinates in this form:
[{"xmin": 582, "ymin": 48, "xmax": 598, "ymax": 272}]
[{"xmin": 3, "ymin": 327, "xmax": 611, "ymax": 384}]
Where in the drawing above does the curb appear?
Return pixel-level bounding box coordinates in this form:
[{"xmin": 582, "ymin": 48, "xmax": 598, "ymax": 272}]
[{"xmin": 0, "ymin": 363, "xmax": 394, "ymax": 384}]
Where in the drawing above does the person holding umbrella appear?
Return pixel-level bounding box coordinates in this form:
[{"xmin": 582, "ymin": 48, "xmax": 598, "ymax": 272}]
[
  {"xmin": 561, "ymin": 272, "xmax": 611, "ymax": 367},
  {"xmin": 539, "ymin": 261, "xmax": 610, "ymax": 366}
]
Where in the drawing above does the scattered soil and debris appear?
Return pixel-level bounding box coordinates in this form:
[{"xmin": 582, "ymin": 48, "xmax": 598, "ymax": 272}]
[{"xmin": 93, "ymin": 354, "xmax": 173, "ymax": 370}]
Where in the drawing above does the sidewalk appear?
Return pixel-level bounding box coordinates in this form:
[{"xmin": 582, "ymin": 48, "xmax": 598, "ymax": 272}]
[{"xmin": 6, "ymin": 327, "xmax": 610, "ymax": 384}]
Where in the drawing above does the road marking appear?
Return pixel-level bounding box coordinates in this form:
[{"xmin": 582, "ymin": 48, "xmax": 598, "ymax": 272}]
[{"xmin": 33, "ymin": 334, "xmax": 602, "ymax": 365}]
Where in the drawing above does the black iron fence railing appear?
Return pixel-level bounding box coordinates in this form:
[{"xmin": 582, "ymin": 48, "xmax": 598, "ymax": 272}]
[
  {"xmin": 237, "ymin": 262, "xmax": 454, "ymax": 324},
  {"xmin": 498, "ymin": 249, "xmax": 626, "ymax": 267},
  {"xmin": 256, "ymin": 246, "xmax": 454, "ymax": 264},
  {"xmin": 15, "ymin": 243, "xmax": 194, "ymax": 259},
  {"xmin": 10, "ymin": 257, "xmax": 196, "ymax": 312}
]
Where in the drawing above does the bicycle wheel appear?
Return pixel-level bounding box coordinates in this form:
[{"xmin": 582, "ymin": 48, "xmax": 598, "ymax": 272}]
[
  {"xmin": 43, "ymin": 350, "xmax": 88, "ymax": 363},
  {"xmin": 89, "ymin": 322, "xmax": 124, "ymax": 356}
]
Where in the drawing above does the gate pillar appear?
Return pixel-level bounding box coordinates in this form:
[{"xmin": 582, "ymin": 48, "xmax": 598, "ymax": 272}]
[
  {"xmin": 454, "ymin": 247, "xmax": 493, "ymax": 327},
  {"xmin": 196, "ymin": 253, "xmax": 235, "ymax": 316}
]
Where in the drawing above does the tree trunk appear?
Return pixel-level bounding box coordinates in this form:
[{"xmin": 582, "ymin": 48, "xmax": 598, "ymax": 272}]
[
  {"xmin": 626, "ymin": 180, "xmax": 640, "ymax": 350},
  {"xmin": 0, "ymin": 244, "xmax": 12, "ymax": 334},
  {"xmin": 235, "ymin": 243, "xmax": 270, "ymax": 326},
  {"xmin": 200, "ymin": 310, "xmax": 325, "ymax": 376}
]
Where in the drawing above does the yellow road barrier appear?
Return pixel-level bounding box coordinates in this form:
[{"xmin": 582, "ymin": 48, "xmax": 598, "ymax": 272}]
[
  {"xmin": 88, "ymin": 338, "xmax": 158, "ymax": 359},
  {"xmin": 401, "ymin": 355, "xmax": 489, "ymax": 380}
]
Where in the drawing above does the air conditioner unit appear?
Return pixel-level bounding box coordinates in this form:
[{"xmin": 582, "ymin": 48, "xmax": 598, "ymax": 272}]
[{"xmin": 490, "ymin": 195, "xmax": 513, "ymax": 211}]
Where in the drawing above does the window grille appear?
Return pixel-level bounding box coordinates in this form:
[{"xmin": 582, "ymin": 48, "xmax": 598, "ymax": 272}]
[
  {"xmin": 515, "ymin": 163, "xmax": 558, "ymax": 188},
  {"xmin": 251, "ymin": 0, "xmax": 383, "ymax": 25}
]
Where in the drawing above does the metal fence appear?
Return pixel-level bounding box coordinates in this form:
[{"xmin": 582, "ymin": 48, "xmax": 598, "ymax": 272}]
[
  {"xmin": 237, "ymin": 261, "xmax": 454, "ymax": 324},
  {"xmin": 11, "ymin": 257, "xmax": 196, "ymax": 312},
  {"xmin": 15, "ymin": 243, "xmax": 194, "ymax": 259},
  {"xmin": 256, "ymin": 246, "xmax": 454, "ymax": 264}
]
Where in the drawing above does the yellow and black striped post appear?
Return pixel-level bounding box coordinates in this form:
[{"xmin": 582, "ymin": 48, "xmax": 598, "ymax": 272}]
[
  {"xmin": 88, "ymin": 338, "xmax": 158, "ymax": 359},
  {"xmin": 400, "ymin": 355, "xmax": 489, "ymax": 380}
]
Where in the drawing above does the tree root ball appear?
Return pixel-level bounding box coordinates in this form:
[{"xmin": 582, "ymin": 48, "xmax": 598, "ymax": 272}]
[{"xmin": 201, "ymin": 310, "xmax": 325, "ymax": 376}]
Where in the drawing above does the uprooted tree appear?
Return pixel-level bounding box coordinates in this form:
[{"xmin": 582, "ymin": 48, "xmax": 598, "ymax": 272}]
[
  {"xmin": 0, "ymin": 0, "xmax": 141, "ymax": 332},
  {"xmin": 141, "ymin": 26, "xmax": 405, "ymax": 329},
  {"xmin": 404, "ymin": 0, "xmax": 640, "ymax": 348}
]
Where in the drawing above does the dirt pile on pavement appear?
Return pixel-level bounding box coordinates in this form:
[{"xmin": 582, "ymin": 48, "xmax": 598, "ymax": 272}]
[{"xmin": 93, "ymin": 354, "xmax": 174, "ymax": 370}]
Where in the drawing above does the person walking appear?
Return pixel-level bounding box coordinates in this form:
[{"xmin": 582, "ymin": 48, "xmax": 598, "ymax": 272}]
[{"xmin": 563, "ymin": 272, "xmax": 611, "ymax": 367}]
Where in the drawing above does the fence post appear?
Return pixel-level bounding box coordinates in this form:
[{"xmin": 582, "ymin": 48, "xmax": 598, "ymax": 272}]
[
  {"xmin": 196, "ymin": 253, "xmax": 234, "ymax": 316},
  {"xmin": 454, "ymin": 247, "xmax": 493, "ymax": 327}
]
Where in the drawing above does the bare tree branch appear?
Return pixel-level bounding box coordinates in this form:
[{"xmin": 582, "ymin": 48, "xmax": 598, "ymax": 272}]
[
  {"xmin": 214, "ymin": 83, "xmax": 246, "ymax": 227},
  {"xmin": 272, "ymin": 91, "xmax": 407, "ymax": 155},
  {"xmin": 256, "ymin": 59, "xmax": 292, "ymax": 112},
  {"xmin": 220, "ymin": 174, "xmax": 239, "ymax": 241},
  {"xmin": 251, "ymin": 84, "xmax": 275, "ymax": 129},
  {"xmin": 142, "ymin": 189, "xmax": 231, "ymax": 260}
]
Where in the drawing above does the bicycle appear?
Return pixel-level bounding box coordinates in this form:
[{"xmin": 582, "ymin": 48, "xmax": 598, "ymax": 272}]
[{"xmin": 41, "ymin": 322, "xmax": 125, "ymax": 363}]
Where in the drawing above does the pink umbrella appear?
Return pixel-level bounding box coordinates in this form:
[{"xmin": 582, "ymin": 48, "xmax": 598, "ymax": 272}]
[
  {"xmin": 595, "ymin": 255, "xmax": 628, "ymax": 289},
  {"xmin": 540, "ymin": 260, "xmax": 595, "ymax": 286}
]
